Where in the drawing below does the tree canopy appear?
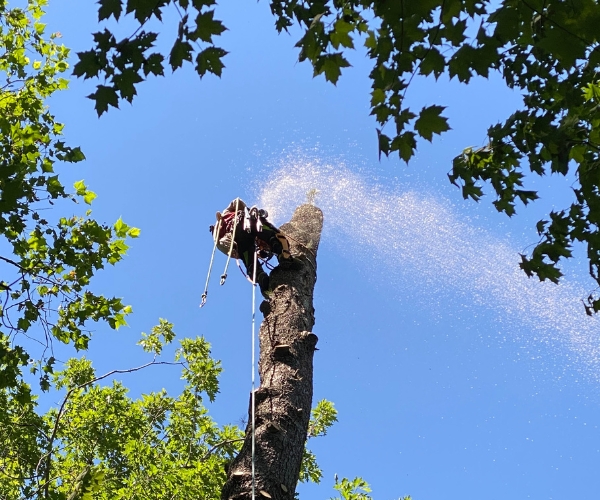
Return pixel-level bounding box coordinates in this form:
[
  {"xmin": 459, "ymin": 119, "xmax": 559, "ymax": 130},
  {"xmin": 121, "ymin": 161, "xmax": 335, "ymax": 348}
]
[
  {"xmin": 1, "ymin": 315, "xmax": 344, "ymax": 499},
  {"xmin": 0, "ymin": 0, "xmax": 140, "ymax": 399},
  {"xmin": 76, "ymin": 0, "xmax": 600, "ymax": 311}
]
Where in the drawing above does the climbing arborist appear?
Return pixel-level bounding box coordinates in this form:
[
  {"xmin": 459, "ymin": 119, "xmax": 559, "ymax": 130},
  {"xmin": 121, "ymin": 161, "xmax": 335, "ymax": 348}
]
[{"xmin": 209, "ymin": 198, "xmax": 295, "ymax": 298}]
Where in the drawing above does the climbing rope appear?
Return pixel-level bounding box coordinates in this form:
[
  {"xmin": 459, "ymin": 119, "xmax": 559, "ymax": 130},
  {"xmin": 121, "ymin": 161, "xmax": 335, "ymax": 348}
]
[
  {"xmin": 199, "ymin": 218, "xmax": 221, "ymax": 308},
  {"xmin": 251, "ymin": 246, "xmax": 257, "ymax": 500},
  {"xmin": 236, "ymin": 252, "xmax": 275, "ymax": 283},
  {"xmin": 220, "ymin": 198, "xmax": 240, "ymax": 286},
  {"xmin": 202, "ymin": 204, "xmax": 278, "ymax": 497},
  {"xmin": 202, "ymin": 206, "xmax": 259, "ymax": 498}
]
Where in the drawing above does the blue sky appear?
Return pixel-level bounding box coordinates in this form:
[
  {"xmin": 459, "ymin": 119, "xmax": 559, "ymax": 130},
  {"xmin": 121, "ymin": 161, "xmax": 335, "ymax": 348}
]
[{"xmin": 35, "ymin": 1, "xmax": 600, "ymax": 499}]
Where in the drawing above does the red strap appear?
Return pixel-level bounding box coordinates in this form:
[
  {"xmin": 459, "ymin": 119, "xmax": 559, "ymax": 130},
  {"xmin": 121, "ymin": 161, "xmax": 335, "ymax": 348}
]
[{"xmin": 219, "ymin": 211, "xmax": 238, "ymax": 237}]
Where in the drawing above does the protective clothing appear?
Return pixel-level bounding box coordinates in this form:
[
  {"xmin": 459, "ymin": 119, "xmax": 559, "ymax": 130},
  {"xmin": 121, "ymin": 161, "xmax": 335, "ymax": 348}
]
[{"xmin": 210, "ymin": 198, "xmax": 294, "ymax": 297}]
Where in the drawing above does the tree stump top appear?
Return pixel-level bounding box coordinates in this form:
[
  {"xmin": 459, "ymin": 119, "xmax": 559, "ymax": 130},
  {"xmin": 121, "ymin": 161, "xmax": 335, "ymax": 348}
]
[{"xmin": 279, "ymin": 204, "xmax": 323, "ymax": 254}]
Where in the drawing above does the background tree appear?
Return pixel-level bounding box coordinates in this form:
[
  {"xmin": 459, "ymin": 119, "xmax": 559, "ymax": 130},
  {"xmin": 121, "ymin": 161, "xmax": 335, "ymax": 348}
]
[
  {"xmin": 0, "ymin": 318, "xmax": 342, "ymax": 499},
  {"xmin": 76, "ymin": 0, "xmax": 600, "ymax": 311},
  {"xmin": 0, "ymin": 0, "xmax": 138, "ymax": 399}
]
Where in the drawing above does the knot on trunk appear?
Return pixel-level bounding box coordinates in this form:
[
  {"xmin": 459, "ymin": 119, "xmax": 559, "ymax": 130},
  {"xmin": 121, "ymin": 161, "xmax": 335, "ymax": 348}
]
[{"xmin": 271, "ymin": 331, "xmax": 318, "ymax": 364}]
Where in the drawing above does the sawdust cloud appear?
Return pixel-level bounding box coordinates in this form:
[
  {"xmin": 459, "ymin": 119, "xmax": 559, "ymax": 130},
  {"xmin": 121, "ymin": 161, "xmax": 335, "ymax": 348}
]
[{"xmin": 257, "ymin": 157, "xmax": 600, "ymax": 381}]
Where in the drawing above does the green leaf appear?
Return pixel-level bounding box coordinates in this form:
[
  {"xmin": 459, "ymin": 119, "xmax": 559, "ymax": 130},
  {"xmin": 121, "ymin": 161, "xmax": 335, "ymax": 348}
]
[
  {"xmin": 126, "ymin": 0, "xmax": 166, "ymax": 22},
  {"xmin": 73, "ymin": 50, "xmax": 102, "ymax": 80},
  {"xmin": 114, "ymin": 217, "xmax": 128, "ymax": 237},
  {"xmin": 414, "ymin": 105, "xmax": 450, "ymax": 142},
  {"xmin": 93, "ymin": 29, "xmax": 117, "ymax": 52},
  {"xmin": 195, "ymin": 46, "xmax": 227, "ymax": 77},
  {"xmin": 143, "ymin": 53, "xmax": 165, "ymax": 76},
  {"xmin": 330, "ymin": 19, "xmax": 354, "ymax": 49},
  {"xmin": 87, "ymin": 85, "xmax": 119, "ymax": 116},
  {"xmin": 376, "ymin": 128, "xmax": 390, "ymax": 159},
  {"xmin": 42, "ymin": 158, "xmax": 54, "ymax": 173},
  {"xmin": 169, "ymin": 39, "xmax": 194, "ymax": 70},
  {"xmin": 308, "ymin": 400, "xmax": 338, "ymax": 438},
  {"xmin": 193, "ymin": 10, "xmax": 227, "ymax": 43},
  {"xmin": 74, "ymin": 180, "xmax": 87, "ymax": 196},
  {"xmin": 448, "ymin": 48, "xmax": 473, "ymax": 82},
  {"xmin": 418, "ymin": 47, "xmax": 445, "ymax": 78},
  {"xmin": 138, "ymin": 319, "xmax": 175, "ymax": 354},
  {"xmin": 127, "ymin": 227, "xmax": 141, "ymax": 238},
  {"xmin": 63, "ymin": 146, "xmax": 86, "ymax": 163},
  {"xmin": 34, "ymin": 21, "xmax": 45, "ymax": 34},
  {"xmin": 299, "ymin": 449, "xmax": 322, "ymax": 484},
  {"xmin": 370, "ymin": 88, "xmax": 385, "ymax": 106},
  {"xmin": 331, "ymin": 476, "xmax": 373, "ymax": 500},
  {"xmin": 98, "ymin": 0, "xmax": 123, "ymax": 21},
  {"xmin": 536, "ymin": 29, "xmax": 586, "ymax": 69},
  {"xmin": 113, "ymin": 68, "xmax": 143, "ymax": 102},
  {"xmin": 84, "ymin": 190, "xmax": 97, "ymax": 205},
  {"xmin": 583, "ymin": 83, "xmax": 599, "ymax": 101},
  {"xmin": 391, "ymin": 132, "xmax": 417, "ymax": 162},
  {"xmin": 315, "ymin": 53, "xmax": 351, "ymax": 85},
  {"xmin": 364, "ymin": 30, "xmax": 377, "ymax": 50}
]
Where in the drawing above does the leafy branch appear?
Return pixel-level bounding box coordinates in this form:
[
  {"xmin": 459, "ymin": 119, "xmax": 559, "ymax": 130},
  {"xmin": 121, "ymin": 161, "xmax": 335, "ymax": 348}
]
[{"xmin": 40, "ymin": 357, "xmax": 183, "ymax": 499}]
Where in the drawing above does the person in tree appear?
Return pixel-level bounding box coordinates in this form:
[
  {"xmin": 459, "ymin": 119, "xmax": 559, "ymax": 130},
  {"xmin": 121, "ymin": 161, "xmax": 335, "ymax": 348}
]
[{"xmin": 209, "ymin": 198, "xmax": 295, "ymax": 297}]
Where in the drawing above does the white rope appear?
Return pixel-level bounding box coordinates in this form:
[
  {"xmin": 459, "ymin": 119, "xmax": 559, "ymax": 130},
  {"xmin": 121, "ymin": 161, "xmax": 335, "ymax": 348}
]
[
  {"xmin": 199, "ymin": 219, "xmax": 221, "ymax": 308},
  {"xmin": 221, "ymin": 198, "xmax": 240, "ymax": 286},
  {"xmin": 251, "ymin": 246, "xmax": 257, "ymax": 500}
]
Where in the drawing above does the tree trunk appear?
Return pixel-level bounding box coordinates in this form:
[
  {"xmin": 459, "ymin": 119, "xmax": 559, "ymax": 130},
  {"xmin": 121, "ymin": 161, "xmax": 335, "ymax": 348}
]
[{"xmin": 221, "ymin": 204, "xmax": 323, "ymax": 500}]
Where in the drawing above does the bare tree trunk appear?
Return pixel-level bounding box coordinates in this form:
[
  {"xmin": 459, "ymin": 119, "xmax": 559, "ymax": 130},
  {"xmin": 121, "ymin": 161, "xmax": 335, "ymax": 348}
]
[{"xmin": 221, "ymin": 204, "xmax": 323, "ymax": 500}]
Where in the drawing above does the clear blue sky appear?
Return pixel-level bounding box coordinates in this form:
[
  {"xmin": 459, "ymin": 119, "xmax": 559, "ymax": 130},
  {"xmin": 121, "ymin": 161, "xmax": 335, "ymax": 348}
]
[{"xmin": 37, "ymin": 1, "xmax": 600, "ymax": 499}]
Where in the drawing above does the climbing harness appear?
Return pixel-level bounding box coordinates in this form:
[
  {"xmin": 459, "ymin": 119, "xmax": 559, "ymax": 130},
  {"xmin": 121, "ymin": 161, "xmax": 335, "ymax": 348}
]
[
  {"xmin": 199, "ymin": 218, "xmax": 221, "ymax": 308},
  {"xmin": 220, "ymin": 198, "xmax": 240, "ymax": 286},
  {"xmin": 208, "ymin": 202, "xmax": 279, "ymax": 299},
  {"xmin": 205, "ymin": 203, "xmax": 298, "ymax": 305},
  {"xmin": 249, "ymin": 207, "xmax": 269, "ymax": 233},
  {"xmin": 237, "ymin": 253, "xmax": 278, "ymax": 285}
]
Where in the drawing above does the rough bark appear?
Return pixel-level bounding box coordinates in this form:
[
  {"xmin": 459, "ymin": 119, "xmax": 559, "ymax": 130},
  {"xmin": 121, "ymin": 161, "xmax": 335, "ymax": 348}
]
[{"xmin": 221, "ymin": 204, "xmax": 323, "ymax": 500}]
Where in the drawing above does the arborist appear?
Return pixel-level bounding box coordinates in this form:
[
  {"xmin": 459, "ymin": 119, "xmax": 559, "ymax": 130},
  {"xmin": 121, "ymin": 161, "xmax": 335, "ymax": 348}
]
[{"xmin": 209, "ymin": 198, "xmax": 295, "ymax": 298}]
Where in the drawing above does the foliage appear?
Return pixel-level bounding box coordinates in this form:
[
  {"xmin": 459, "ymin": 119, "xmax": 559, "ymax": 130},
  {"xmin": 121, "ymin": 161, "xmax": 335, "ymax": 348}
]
[
  {"xmin": 331, "ymin": 477, "xmax": 373, "ymax": 500},
  {"xmin": 0, "ymin": 322, "xmax": 243, "ymax": 500},
  {"xmin": 307, "ymin": 398, "xmax": 338, "ymax": 438},
  {"xmin": 0, "ymin": 0, "xmax": 139, "ymax": 398},
  {"xmin": 299, "ymin": 399, "xmax": 338, "ymax": 483},
  {"xmin": 73, "ymin": 0, "xmax": 228, "ymax": 116},
  {"xmin": 330, "ymin": 477, "xmax": 411, "ymax": 500},
  {"xmin": 446, "ymin": 1, "xmax": 600, "ymax": 313},
  {"xmin": 76, "ymin": 0, "xmax": 600, "ymax": 310},
  {"xmin": 0, "ymin": 321, "xmax": 347, "ymax": 500}
]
